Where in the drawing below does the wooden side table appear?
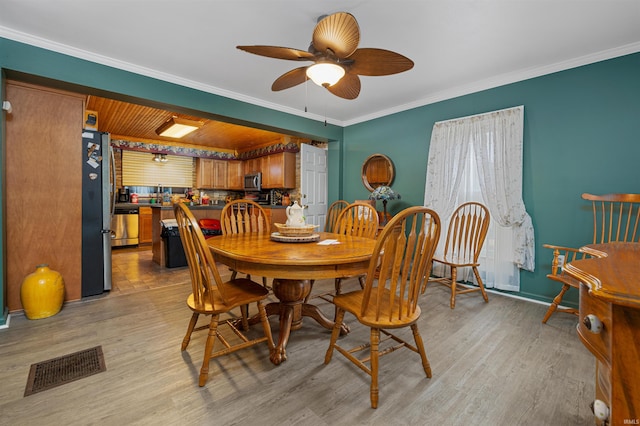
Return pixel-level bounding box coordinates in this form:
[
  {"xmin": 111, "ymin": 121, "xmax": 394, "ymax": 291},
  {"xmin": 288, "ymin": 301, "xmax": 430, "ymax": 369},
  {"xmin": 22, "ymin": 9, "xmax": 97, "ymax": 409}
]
[{"xmin": 564, "ymin": 242, "xmax": 640, "ymax": 425}]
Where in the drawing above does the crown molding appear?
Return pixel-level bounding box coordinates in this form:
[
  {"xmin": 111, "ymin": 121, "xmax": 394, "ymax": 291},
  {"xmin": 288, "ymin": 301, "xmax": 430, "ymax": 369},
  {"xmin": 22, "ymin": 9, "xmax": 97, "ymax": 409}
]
[
  {"xmin": 344, "ymin": 41, "xmax": 640, "ymax": 126},
  {"xmin": 0, "ymin": 26, "xmax": 341, "ymax": 126},
  {"xmin": 2, "ymin": 26, "xmax": 639, "ymax": 128}
]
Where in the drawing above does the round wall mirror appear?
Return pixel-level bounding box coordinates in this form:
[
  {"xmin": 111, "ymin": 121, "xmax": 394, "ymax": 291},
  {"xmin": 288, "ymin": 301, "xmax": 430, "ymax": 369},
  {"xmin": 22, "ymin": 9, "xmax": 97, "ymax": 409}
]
[{"xmin": 361, "ymin": 153, "xmax": 395, "ymax": 191}]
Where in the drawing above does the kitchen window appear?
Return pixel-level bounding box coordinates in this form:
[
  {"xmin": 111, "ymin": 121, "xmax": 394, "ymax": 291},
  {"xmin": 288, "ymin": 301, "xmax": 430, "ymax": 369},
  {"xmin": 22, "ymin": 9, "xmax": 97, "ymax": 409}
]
[{"xmin": 122, "ymin": 150, "xmax": 193, "ymax": 187}]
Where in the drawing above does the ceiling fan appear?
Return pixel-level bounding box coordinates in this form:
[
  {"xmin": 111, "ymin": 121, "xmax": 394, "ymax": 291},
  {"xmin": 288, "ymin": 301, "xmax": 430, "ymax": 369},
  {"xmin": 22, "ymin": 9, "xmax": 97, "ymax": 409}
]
[{"xmin": 237, "ymin": 12, "xmax": 414, "ymax": 100}]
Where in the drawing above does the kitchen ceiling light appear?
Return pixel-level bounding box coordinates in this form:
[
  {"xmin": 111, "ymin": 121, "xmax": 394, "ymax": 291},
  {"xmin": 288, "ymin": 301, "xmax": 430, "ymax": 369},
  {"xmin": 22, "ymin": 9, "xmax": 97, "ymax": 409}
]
[
  {"xmin": 306, "ymin": 63, "xmax": 345, "ymax": 87},
  {"xmin": 155, "ymin": 117, "xmax": 203, "ymax": 138},
  {"xmin": 152, "ymin": 153, "xmax": 168, "ymax": 162}
]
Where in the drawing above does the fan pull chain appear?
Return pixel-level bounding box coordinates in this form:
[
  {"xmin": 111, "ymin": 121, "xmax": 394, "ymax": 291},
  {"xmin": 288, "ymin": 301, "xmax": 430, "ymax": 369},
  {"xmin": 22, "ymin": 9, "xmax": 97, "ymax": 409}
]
[
  {"xmin": 304, "ymin": 77, "xmax": 308, "ymax": 113},
  {"xmin": 324, "ymin": 97, "xmax": 327, "ymax": 126}
]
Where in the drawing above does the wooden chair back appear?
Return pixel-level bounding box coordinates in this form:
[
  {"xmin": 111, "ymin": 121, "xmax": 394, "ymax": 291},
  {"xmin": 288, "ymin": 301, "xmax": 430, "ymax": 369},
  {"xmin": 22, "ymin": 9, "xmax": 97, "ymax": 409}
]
[
  {"xmin": 361, "ymin": 206, "xmax": 441, "ymax": 321},
  {"xmin": 441, "ymin": 202, "xmax": 490, "ymax": 264},
  {"xmin": 221, "ymin": 199, "xmax": 269, "ymax": 235},
  {"xmin": 335, "ymin": 202, "xmax": 380, "ymax": 239},
  {"xmin": 174, "ymin": 202, "xmax": 227, "ymax": 310},
  {"xmin": 582, "ymin": 193, "xmax": 640, "ymax": 243},
  {"xmin": 325, "ymin": 200, "xmax": 349, "ymax": 232}
]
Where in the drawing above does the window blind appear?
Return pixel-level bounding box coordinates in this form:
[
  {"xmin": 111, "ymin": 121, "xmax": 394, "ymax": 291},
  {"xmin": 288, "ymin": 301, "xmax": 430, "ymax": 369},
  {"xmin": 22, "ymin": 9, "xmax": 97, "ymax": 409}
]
[{"xmin": 122, "ymin": 151, "xmax": 194, "ymax": 187}]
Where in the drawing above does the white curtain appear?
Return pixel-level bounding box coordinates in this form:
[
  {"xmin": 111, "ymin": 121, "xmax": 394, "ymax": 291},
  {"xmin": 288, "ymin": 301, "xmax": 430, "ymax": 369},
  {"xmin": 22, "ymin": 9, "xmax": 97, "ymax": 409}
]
[{"xmin": 424, "ymin": 106, "xmax": 534, "ymax": 292}]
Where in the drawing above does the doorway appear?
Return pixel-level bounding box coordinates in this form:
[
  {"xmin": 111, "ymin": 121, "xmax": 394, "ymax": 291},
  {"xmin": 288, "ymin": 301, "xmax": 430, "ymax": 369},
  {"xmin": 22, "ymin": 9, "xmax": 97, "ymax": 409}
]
[{"xmin": 299, "ymin": 143, "xmax": 328, "ymax": 229}]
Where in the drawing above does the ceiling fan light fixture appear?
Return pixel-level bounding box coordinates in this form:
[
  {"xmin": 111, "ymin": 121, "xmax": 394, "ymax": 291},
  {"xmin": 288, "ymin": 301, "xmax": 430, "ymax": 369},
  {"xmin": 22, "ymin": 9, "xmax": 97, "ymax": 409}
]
[
  {"xmin": 155, "ymin": 116, "xmax": 203, "ymax": 138},
  {"xmin": 306, "ymin": 63, "xmax": 345, "ymax": 87}
]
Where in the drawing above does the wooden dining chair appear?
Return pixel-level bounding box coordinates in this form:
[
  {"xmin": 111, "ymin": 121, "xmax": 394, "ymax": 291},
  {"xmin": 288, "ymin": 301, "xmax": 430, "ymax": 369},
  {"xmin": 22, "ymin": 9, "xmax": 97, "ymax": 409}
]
[
  {"xmin": 306, "ymin": 202, "xmax": 379, "ymax": 305},
  {"xmin": 540, "ymin": 244, "xmax": 590, "ymax": 323},
  {"xmin": 332, "ymin": 202, "xmax": 380, "ymax": 295},
  {"xmin": 173, "ymin": 202, "xmax": 275, "ymax": 386},
  {"xmin": 220, "ymin": 199, "xmax": 270, "ymax": 287},
  {"xmin": 324, "ymin": 206, "xmax": 441, "ymax": 408},
  {"xmin": 302, "ymin": 200, "xmax": 350, "ymax": 304},
  {"xmin": 542, "ymin": 192, "xmax": 640, "ymax": 323},
  {"xmin": 325, "ymin": 200, "xmax": 349, "ymax": 232},
  {"xmin": 427, "ymin": 202, "xmax": 490, "ymax": 309},
  {"xmin": 220, "ymin": 199, "xmax": 269, "ymax": 236}
]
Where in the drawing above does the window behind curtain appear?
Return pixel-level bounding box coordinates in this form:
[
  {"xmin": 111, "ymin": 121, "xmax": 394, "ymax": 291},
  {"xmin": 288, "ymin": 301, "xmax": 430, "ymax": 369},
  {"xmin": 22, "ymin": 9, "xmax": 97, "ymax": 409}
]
[
  {"xmin": 440, "ymin": 141, "xmax": 519, "ymax": 290},
  {"xmin": 425, "ymin": 105, "xmax": 532, "ymax": 292}
]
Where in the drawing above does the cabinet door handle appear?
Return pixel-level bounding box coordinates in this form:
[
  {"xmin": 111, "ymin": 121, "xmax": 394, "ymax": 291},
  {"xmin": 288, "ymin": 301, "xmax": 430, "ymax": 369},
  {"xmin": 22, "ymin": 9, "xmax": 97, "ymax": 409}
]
[{"xmin": 583, "ymin": 314, "xmax": 603, "ymax": 334}]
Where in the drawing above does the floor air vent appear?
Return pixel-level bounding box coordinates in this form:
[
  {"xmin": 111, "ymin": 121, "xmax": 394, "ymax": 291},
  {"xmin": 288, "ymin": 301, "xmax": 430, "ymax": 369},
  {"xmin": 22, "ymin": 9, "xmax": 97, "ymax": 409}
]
[{"xmin": 24, "ymin": 346, "xmax": 106, "ymax": 396}]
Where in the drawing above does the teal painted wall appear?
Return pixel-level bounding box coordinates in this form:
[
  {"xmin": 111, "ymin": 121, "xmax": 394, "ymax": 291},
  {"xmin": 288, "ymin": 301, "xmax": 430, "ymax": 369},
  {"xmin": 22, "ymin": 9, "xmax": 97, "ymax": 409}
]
[{"xmin": 341, "ymin": 52, "xmax": 640, "ymax": 306}]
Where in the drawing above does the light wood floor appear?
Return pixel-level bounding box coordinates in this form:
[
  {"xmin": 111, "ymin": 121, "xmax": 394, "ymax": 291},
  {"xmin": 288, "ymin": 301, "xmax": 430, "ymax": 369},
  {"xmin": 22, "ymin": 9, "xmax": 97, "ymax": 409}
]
[{"xmin": 0, "ymin": 248, "xmax": 595, "ymax": 425}]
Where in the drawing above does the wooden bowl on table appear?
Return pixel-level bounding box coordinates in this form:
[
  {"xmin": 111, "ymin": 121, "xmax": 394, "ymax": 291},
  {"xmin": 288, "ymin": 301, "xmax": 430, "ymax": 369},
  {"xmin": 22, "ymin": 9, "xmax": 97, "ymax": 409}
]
[{"xmin": 273, "ymin": 223, "xmax": 318, "ymax": 237}]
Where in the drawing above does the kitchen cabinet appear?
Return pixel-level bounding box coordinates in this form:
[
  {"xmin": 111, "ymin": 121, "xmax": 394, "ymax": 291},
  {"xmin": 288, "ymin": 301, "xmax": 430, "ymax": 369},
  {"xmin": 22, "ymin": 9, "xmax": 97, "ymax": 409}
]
[
  {"xmin": 269, "ymin": 208, "xmax": 287, "ymax": 232},
  {"xmin": 196, "ymin": 158, "xmax": 213, "ymax": 188},
  {"xmin": 139, "ymin": 206, "xmax": 153, "ymax": 243},
  {"xmin": 227, "ymin": 160, "xmax": 243, "ymax": 190},
  {"xmin": 244, "ymin": 157, "xmax": 261, "ymax": 175},
  {"xmin": 212, "ymin": 160, "xmax": 228, "ymax": 189},
  {"xmin": 196, "ymin": 158, "xmax": 228, "ymax": 189},
  {"xmin": 261, "ymin": 152, "xmax": 296, "ymax": 189}
]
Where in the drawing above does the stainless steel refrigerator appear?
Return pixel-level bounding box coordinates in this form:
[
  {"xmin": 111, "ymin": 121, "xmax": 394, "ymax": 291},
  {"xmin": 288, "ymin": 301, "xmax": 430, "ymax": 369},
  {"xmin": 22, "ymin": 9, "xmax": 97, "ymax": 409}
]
[{"xmin": 81, "ymin": 129, "xmax": 115, "ymax": 296}]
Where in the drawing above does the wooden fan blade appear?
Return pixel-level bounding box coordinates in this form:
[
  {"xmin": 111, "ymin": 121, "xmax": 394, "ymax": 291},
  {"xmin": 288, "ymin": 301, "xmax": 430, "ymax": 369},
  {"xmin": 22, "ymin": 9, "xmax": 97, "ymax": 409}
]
[
  {"xmin": 326, "ymin": 73, "xmax": 361, "ymax": 100},
  {"xmin": 271, "ymin": 67, "xmax": 309, "ymax": 91},
  {"xmin": 237, "ymin": 45, "xmax": 315, "ymax": 61},
  {"xmin": 348, "ymin": 48, "xmax": 414, "ymax": 76},
  {"xmin": 312, "ymin": 12, "xmax": 360, "ymax": 58}
]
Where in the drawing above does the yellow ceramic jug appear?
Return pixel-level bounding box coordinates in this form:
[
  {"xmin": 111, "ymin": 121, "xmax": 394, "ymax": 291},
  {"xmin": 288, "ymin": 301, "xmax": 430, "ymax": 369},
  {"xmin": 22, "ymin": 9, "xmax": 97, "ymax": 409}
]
[{"xmin": 20, "ymin": 264, "xmax": 65, "ymax": 320}]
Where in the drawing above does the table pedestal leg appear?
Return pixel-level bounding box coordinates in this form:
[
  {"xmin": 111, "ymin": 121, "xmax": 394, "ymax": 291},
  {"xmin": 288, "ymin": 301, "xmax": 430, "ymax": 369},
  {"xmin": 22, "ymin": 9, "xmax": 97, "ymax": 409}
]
[{"xmin": 267, "ymin": 278, "xmax": 349, "ymax": 365}]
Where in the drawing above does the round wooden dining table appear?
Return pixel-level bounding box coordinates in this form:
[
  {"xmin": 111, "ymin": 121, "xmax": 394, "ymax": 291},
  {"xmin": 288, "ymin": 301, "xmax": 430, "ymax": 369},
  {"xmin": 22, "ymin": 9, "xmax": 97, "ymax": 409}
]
[{"xmin": 207, "ymin": 231, "xmax": 376, "ymax": 365}]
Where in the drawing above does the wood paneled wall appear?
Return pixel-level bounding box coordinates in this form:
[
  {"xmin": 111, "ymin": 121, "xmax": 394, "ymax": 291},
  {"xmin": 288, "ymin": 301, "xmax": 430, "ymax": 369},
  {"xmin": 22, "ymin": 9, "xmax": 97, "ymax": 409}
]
[{"xmin": 6, "ymin": 81, "xmax": 85, "ymax": 311}]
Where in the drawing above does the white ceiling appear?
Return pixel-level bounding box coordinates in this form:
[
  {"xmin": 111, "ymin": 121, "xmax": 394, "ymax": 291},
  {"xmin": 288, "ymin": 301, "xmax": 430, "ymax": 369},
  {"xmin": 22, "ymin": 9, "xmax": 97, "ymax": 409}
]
[{"xmin": 1, "ymin": 1, "xmax": 640, "ymax": 126}]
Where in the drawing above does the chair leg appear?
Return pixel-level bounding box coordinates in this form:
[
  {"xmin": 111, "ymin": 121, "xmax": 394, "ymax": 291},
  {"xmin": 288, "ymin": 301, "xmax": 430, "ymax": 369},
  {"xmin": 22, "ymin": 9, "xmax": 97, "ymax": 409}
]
[
  {"xmin": 370, "ymin": 328, "xmax": 380, "ymax": 409},
  {"xmin": 256, "ymin": 300, "xmax": 275, "ymax": 352},
  {"xmin": 542, "ymin": 283, "xmax": 571, "ymax": 324},
  {"xmin": 450, "ymin": 267, "xmax": 458, "ymax": 309},
  {"xmin": 230, "ymin": 270, "xmax": 238, "ymax": 280},
  {"xmin": 199, "ymin": 314, "xmax": 220, "ymax": 387},
  {"xmin": 333, "ymin": 278, "xmax": 343, "ymax": 320},
  {"xmin": 324, "ymin": 308, "xmax": 345, "ymax": 364},
  {"xmin": 240, "ymin": 305, "xmax": 249, "ymax": 331},
  {"xmin": 411, "ymin": 323, "xmax": 432, "ymax": 378},
  {"xmin": 182, "ymin": 313, "xmax": 199, "ymax": 350},
  {"xmin": 335, "ymin": 278, "xmax": 342, "ymax": 295},
  {"xmin": 472, "ymin": 267, "xmax": 489, "ymax": 303}
]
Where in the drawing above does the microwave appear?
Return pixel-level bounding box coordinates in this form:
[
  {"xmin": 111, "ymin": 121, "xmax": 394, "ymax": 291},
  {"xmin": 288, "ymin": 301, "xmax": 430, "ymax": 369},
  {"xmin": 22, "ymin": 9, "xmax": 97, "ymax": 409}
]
[{"xmin": 244, "ymin": 172, "xmax": 262, "ymax": 192}]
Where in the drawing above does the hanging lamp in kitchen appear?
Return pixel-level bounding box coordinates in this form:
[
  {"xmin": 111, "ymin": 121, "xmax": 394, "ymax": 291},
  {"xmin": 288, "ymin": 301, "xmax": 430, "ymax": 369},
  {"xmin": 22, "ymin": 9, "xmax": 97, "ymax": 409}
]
[
  {"xmin": 155, "ymin": 116, "xmax": 203, "ymax": 138},
  {"xmin": 152, "ymin": 153, "xmax": 168, "ymax": 162}
]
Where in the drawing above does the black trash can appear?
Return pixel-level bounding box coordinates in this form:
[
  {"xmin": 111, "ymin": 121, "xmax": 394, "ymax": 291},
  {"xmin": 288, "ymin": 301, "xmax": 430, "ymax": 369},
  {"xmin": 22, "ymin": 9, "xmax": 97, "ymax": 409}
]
[{"xmin": 161, "ymin": 219, "xmax": 187, "ymax": 268}]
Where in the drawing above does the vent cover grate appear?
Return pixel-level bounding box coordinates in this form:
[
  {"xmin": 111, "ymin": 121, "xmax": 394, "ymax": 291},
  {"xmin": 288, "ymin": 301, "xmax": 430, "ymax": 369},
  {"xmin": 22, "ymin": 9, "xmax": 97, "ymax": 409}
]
[{"xmin": 24, "ymin": 346, "xmax": 106, "ymax": 396}]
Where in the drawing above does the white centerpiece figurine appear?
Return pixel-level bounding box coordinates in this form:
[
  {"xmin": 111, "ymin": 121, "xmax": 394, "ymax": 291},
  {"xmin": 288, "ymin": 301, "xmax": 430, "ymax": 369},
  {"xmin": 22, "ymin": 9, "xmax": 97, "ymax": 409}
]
[{"xmin": 285, "ymin": 201, "xmax": 305, "ymax": 226}]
